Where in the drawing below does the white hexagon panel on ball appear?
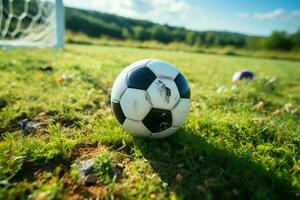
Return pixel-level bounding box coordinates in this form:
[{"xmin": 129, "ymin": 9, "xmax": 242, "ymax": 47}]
[
  {"xmin": 147, "ymin": 78, "xmax": 180, "ymax": 110},
  {"xmin": 120, "ymin": 88, "xmax": 152, "ymax": 121},
  {"xmin": 111, "ymin": 72, "xmax": 127, "ymax": 101},
  {"xmin": 122, "ymin": 59, "xmax": 152, "ymax": 73},
  {"xmin": 122, "ymin": 119, "xmax": 152, "ymax": 138},
  {"xmin": 172, "ymin": 99, "xmax": 191, "ymax": 127},
  {"xmin": 147, "ymin": 59, "xmax": 179, "ymax": 79}
]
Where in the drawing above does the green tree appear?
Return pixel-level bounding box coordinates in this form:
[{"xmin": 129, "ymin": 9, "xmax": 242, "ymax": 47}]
[
  {"xmin": 194, "ymin": 34, "xmax": 203, "ymax": 46},
  {"xmin": 132, "ymin": 26, "xmax": 150, "ymax": 41},
  {"xmin": 122, "ymin": 28, "xmax": 134, "ymax": 39},
  {"xmin": 172, "ymin": 28, "xmax": 186, "ymax": 42},
  {"xmin": 262, "ymin": 31, "xmax": 292, "ymax": 50},
  {"xmin": 204, "ymin": 32, "xmax": 216, "ymax": 47},
  {"xmin": 150, "ymin": 25, "xmax": 171, "ymax": 43},
  {"xmin": 290, "ymin": 29, "xmax": 300, "ymax": 49},
  {"xmin": 185, "ymin": 32, "xmax": 197, "ymax": 45}
]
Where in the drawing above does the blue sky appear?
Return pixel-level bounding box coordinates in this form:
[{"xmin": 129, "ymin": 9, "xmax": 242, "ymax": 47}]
[{"xmin": 65, "ymin": 0, "xmax": 300, "ymax": 36}]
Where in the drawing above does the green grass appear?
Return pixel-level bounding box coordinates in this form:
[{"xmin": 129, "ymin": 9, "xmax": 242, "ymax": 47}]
[
  {"xmin": 0, "ymin": 44, "xmax": 299, "ymax": 199},
  {"xmin": 66, "ymin": 32, "xmax": 300, "ymax": 61}
]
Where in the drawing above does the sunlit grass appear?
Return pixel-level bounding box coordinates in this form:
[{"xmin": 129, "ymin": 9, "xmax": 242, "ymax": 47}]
[
  {"xmin": 0, "ymin": 44, "xmax": 299, "ymax": 199},
  {"xmin": 66, "ymin": 31, "xmax": 300, "ymax": 61}
]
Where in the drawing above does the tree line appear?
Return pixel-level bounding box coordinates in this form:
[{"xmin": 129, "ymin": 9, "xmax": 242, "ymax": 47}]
[
  {"xmin": 2, "ymin": 1, "xmax": 298, "ymax": 51},
  {"xmin": 65, "ymin": 7, "xmax": 299, "ymax": 51}
]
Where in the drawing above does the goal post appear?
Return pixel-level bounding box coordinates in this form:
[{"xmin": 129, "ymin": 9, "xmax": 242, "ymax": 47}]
[
  {"xmin": 0, "ymin": 0, "xmax": 65, "ymax": 48},
  {"xmin": 55, "ymin": 0, "xmax": 64, "ymax": 48}
]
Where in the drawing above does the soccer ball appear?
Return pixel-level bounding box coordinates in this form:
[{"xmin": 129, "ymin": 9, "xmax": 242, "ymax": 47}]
[
  {"xmin": 111, "ymin": 59, "xmax": 191, "ymax": 139},
  {"xmin": 232, "ymin": 69, "xmax": 255, "ymax": 84}
]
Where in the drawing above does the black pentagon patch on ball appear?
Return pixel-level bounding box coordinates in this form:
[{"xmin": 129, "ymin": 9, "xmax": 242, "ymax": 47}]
[
  {"xmin": 112, "ymin": 101, "xmax": 126, "ymax": 124},
  {"xmin": 174, "ymin": 73, "xmax": 190, "ymax": 99},
  {"xmin": 143, "ymin": 108, "xmax": 172, "ymax": 133},
  {"xmin": 127, "ymin": 67, "xmax": 156, "ymax": 90}
]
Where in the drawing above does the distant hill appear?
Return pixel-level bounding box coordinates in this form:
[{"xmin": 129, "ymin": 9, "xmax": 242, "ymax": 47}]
[
  {"xmin": 65, "ymin": 7, "xmax": 248, "ymax": 48},
  {"xmin": 2, "ymin": 2, "xmax": 298, "ymax": 51}
]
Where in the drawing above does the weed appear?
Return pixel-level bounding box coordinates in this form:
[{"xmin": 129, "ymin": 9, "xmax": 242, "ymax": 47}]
[{"xmin": 95, "ymin": 152, "xmax": 115, "ymax": 184}]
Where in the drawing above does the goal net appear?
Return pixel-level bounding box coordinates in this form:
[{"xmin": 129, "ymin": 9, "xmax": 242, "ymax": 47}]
[{"xmin": 0, "ymin": 0, "xmax": 64, "ymax": 48}]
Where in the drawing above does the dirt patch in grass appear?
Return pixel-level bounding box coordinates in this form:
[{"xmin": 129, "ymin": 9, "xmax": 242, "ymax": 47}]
[
  {"xmin": 13, "ymin": 157, "xmax": 72, "ymax": 183},
  {"xmin": 62, "ymin": 143, "xmax": 133, "ymax": 199},
  {"xmin": 72, "ymin": 143, "xmax": 108, "ymax": 160},
  {"xmin": 0, "ymin": 112, "xmax": 51, "ymax": 136},
  {"xmin": 62, "ymin": 175, "xmax": 87, "ymax": 200},
  {"xmin": 33, "ymin": 112, "xmax": 51, "ymax": 129},
  {"xmin": 53, "ymin": 113, "xmax": 83, "ymax": 128},
  {"xmin": 63, "ymin": 144, "xmax": 121, "ymax": 199},
  {"xmin": 62, "ymin": 174, "xmax": 114, "ymax": 200}
]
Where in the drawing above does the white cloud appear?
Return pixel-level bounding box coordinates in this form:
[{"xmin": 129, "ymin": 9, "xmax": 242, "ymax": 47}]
[
  {"xmin": 145, "ymin": 0, "xmax": 194, "ymax": 21},
  {"xmin": 65, "ymin": 0, "xmax": 198, "ymax": 27},
  {"xmin": 88, "ymin": 0, "xmax": 147, "ymax": 18},
  {"xmin": 238, "ymin": 8, "xmax": 300, "ymax": 22},
  {"xmin": 253, "ymin": 8, "xmax": 284, "ymax": 20}
]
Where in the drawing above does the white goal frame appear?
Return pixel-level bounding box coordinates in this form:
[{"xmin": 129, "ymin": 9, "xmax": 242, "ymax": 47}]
[{"xmin": 0, "ymin": 0, "xmax": 64, "ymax": 48}]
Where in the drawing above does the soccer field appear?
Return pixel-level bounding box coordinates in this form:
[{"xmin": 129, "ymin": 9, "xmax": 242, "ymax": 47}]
[{"xmin": 0, "ymin": 44, "xmax": 299, "ymax": 199}]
